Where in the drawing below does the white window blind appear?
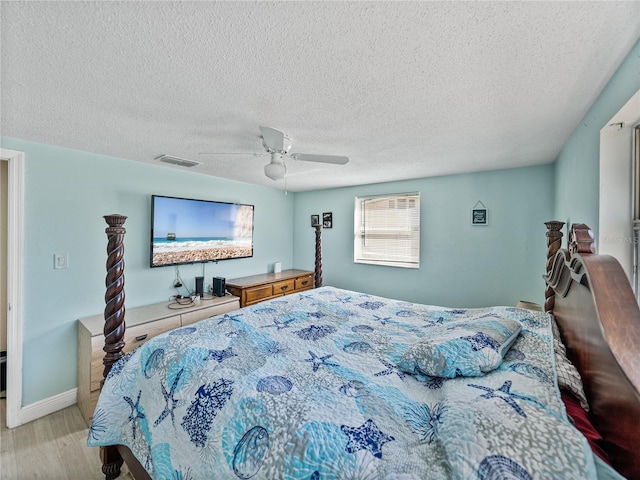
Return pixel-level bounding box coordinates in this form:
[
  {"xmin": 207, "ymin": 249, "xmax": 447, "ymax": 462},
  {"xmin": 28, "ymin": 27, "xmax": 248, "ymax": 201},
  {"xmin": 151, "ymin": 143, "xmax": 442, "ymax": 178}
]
[{"xmin": 354, "ymin": 192, "xmax": 420, "ymax": 268}]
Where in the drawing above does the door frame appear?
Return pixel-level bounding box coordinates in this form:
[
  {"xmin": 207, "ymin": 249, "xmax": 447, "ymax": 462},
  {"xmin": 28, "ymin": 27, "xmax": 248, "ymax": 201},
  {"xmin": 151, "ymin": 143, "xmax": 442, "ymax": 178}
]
[{"xmin": 1, "ymin": 148, "xmax": 25, "ymax": 428}]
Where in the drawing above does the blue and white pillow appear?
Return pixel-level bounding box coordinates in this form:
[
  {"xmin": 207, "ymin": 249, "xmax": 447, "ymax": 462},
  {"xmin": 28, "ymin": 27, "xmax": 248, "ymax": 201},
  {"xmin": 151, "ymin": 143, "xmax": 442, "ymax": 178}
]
[{"xmin": 397, "ymin": 317, "xmax": 522, "ymax": 378}]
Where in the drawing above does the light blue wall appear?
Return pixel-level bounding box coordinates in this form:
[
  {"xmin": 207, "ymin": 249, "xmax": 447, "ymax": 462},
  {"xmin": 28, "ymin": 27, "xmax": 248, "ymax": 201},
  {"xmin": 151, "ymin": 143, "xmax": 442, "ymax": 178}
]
[
  {"xmin": 554, "ymin": 39, "xmax": 640, "ymax": 234},
  {"xmin": 5, "ymin": 38, "xmax": 637, "ymax": 407},
  {"xmin": 2, "ymin": 137, "xmax": 294, "ymax": 405},
  {"xmin": 293, "ymin": 164, "xmax": 554, "ymax": 309}
]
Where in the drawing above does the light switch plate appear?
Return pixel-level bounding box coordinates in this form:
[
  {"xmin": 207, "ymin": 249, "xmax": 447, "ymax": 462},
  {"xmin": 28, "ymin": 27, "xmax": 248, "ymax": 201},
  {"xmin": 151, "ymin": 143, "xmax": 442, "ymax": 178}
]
[{"xmin": 54, "ymin": 253, "xmax": 69, "ymax": 269}]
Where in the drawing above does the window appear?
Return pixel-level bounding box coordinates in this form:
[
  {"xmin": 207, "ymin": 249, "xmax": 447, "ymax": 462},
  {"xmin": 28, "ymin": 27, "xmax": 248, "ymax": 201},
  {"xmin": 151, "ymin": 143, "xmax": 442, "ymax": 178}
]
[{"xmin": 354, "ymin": 192, "xmax": 420, "ymax": 268}]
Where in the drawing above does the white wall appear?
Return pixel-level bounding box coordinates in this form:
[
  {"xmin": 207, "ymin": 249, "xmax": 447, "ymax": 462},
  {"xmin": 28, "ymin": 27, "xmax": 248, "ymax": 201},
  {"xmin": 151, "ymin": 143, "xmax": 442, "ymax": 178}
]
[{"xmin": 599, "ymin": 90, "xmax": 640, "ymax": 281}]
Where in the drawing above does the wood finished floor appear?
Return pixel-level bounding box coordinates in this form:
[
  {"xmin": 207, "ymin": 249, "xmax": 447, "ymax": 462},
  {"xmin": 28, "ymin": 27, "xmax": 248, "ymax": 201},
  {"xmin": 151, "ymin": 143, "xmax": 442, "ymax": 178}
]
[{"xmin": 1, "ymin": 399, "xmax": 134, "ymax": 480}]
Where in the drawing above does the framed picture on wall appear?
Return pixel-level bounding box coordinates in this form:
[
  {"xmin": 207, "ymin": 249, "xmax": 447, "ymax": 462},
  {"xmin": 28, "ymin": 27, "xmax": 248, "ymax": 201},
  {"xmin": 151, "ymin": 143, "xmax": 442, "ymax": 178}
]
[
  {"xmin": 471, "ymin": 203, "xmax": 488, "ymax": 225},
  {"xmin": 311, "ymin": 214, "xmax": 320, "ymax": 227},
  {"xmin": 323, "ymin": 212, "xmax": 333, "ymax": 228}
]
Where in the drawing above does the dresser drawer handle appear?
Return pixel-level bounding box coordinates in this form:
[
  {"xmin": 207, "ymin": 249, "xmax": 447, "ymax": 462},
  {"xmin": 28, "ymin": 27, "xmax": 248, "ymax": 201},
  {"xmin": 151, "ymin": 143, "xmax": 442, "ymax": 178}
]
[
  {"xmin": 280, "ymin": 285, "xmax": 288, "ymax": 291},
  {"xmin": 300, "ymin": 280, "xmax": 308, "ymax": 285},
  {"xmin": 135, "ymin": 334, "xmax": 148, "ymax": 342}
]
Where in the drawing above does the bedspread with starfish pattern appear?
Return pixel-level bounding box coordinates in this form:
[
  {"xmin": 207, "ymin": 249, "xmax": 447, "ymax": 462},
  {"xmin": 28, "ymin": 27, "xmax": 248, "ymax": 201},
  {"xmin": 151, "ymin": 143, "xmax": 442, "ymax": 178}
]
[{"xmin": 88, "ymin": 286, "xmax": 600, "ymax": 479}]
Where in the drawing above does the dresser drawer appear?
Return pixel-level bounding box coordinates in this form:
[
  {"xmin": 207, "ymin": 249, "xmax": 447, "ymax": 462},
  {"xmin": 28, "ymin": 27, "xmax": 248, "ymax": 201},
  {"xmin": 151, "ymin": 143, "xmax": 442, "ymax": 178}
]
[
  {"xmin": 226, "ymin": 270, "xmax": 314, "ymax": 307},
  {"xmin": 245, "ymin": 285, "xmax": 274, "ymax": 304},
  {"xmin": 273, "ymin": 279, "xmax": 295, "ymax": 295},
  {"xmin": 88, "ymin": 316, "xmax": 181, "ymax": 392},
  {"xmin": 295, "ymin": 274, "xmax": 313, "ymax": 290},
  {"xmin": 124, "ymin": 316, "xmax": 181, "ymax": 351}
]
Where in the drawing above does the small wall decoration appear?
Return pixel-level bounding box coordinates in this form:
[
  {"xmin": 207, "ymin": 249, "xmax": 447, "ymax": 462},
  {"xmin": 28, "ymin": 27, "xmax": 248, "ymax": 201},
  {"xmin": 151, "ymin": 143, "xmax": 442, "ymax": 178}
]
[
  {"xmin": 311, "ymin": 214, "xmax": 320, "ymax": 227},
  {"xmin": 323, "ymin": 212, "xmax": 333, "ymax": 228},
  {"xmin": 471, "ymin": 201, "xmax": 488, "ymax": 225}
]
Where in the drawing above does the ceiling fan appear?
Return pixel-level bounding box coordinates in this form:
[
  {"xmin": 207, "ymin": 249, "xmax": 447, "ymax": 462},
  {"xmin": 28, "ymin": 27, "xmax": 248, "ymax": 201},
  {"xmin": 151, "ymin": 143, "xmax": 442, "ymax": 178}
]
[{"xmin": 200, "ymin": 126, "xmax": 349, "ymax": 181}]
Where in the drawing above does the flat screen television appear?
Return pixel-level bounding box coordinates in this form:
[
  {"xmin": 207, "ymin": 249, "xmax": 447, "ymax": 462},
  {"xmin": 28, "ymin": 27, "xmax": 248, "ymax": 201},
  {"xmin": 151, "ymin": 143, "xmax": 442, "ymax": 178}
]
[{"xmin": 150, "ymin": 195, "xmax": 254, "ymax": 268}]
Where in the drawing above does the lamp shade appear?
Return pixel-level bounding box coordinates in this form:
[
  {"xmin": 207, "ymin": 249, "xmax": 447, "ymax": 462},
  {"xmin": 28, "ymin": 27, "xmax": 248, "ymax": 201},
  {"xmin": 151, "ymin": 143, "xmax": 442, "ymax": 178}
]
[{"xmin": 264, "ymin": 162, "xmax": 286, "ymax": 180}]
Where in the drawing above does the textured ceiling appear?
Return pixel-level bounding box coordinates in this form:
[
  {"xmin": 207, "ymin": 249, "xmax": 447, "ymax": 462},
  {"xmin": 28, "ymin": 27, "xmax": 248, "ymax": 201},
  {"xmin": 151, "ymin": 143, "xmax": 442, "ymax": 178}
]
[{"xmin": 2, "ymin": 1, "xmax": 639, "ymax": 192}]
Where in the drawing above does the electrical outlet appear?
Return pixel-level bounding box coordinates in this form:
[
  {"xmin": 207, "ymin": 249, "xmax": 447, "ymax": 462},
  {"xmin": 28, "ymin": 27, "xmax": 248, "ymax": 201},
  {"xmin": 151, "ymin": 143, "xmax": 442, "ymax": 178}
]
[{"xmin": 174, "ymin": 280, "xmax": 182, "ymax": 288}]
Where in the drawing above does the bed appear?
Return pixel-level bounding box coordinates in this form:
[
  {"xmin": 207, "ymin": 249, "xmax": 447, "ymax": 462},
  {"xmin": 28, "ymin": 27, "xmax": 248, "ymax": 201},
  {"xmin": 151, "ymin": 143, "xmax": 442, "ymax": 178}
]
[{"xmin": 89, "ymin": 217, "xmax": 640, "ymax": 480}]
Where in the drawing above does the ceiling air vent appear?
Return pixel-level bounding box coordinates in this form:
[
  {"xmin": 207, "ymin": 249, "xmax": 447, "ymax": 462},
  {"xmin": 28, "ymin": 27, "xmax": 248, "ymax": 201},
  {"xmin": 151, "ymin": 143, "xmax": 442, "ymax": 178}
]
[{"xmin": 155, "ymin": 154, "xmax": 201, "ymax": 168}]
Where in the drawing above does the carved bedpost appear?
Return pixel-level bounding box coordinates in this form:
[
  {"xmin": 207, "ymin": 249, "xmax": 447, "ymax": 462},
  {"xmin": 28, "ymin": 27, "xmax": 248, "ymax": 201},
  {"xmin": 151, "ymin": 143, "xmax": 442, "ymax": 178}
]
[
  {"xmin": 544, "ymin": 221, "xmax": 565, "ymax": 313},
  {"xmin": 314, "ymin": 223, "xmax": 323, "ymax": 288},
  {"xmin": 101, "ymin": 214, "xmax": 127, "ymax": 480},
  {"xmin": 568, "ymin": 223, "xmax": 597, "ymax": 255},
  {"xmin": 102, "ymin": 214, "xmax": 127, "ymax": 381}
]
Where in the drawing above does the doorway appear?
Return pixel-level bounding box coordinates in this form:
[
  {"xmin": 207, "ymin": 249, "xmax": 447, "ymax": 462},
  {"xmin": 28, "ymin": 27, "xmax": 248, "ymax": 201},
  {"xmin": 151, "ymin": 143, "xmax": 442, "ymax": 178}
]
[
  {"xmin": 1, "ymin": 161, "xmax": 7, "ymax": 398},
  {"xmin": 1, "ymin": 148, "xmax": 25, "ymax": 428}
]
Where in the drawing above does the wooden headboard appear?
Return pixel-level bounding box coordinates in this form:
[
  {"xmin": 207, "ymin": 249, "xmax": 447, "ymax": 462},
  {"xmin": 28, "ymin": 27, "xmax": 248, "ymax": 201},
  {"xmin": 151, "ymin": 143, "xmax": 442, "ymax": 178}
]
[{"xmin": 545, "ymin": 222, "xmax": 640, "ymax": 479}]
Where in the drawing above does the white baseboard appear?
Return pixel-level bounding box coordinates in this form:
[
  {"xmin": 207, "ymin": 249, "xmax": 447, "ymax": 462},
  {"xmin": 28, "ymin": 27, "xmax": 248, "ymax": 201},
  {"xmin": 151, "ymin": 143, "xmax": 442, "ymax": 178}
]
[{"xmin": 18, "ymin": 388, "xmax": 77, "ymax": 426}]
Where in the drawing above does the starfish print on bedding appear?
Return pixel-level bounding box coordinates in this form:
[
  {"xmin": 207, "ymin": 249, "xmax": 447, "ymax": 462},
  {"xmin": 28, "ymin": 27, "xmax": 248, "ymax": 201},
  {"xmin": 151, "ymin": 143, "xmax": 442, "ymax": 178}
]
[
  {"xmin": 305, "ymin": 350, "xmax": 338, "ymax": 372},
  {"xmin": 340, "ymin": 419, "xmax": 395, "ymax": 458},
  {"xmin": 372, "ymin": 314, "xmax": 392, "ymax": 325},
  {"xmin": 216, "ymin": 313, "xmax": 244, "ymax": 325},
  {"xmin": 123, "ymin": 390, "xmax": 145, "ymax": 439},
  {"xmin": 334, "ymin": 295, "xmax": 354, "ymax": 304},
  {"xmin": 154, "ymin": 368, "xmax": 185, "ymax": 428},
  {"xmin": 374, "ymin": 358, "xmax": 406, "ymax": 379},
  {"xmin": 468, "ymin": 380, "xmax": 542, "ymax": 418},
  {"xmin": 261, "ymin": 318, "xmax": 295, "ymax": 330}
]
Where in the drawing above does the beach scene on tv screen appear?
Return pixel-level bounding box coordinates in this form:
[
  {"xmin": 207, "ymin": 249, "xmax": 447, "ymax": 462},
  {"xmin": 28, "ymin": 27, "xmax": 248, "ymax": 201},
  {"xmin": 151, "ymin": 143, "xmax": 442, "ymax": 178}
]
[{"xmin": 152, "ymin": 196, "xmax": 253, "ymax": 266}]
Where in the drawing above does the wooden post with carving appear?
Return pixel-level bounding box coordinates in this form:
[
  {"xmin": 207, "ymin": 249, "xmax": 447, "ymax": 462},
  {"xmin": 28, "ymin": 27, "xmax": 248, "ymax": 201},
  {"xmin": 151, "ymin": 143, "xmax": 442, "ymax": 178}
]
[
  {"xmin": 101, "ymin": 214, "xmax": 127, "ymax": 480},
  {"xmin": 568, "ymin": 223, "xmax": 597, "ymax": 256},
  {"xmin": 544, "ymin": 221, "xmax": 565, "ymax": 313},
  {"xmin": 314, "ymin": 223, "xmax": 323, "ymax": 288}
]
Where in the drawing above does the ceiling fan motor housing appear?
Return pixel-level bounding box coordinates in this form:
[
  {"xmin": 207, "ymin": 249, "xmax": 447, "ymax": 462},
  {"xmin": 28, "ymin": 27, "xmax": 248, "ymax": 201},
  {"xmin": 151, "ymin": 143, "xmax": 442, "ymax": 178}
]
[
  {"xmin": 262, "ymin": 134, "xmax": 292, "ymax": 153},
  {"xmin": 260, "ymin": 126, "xmax": 292, "ymax": 153}
]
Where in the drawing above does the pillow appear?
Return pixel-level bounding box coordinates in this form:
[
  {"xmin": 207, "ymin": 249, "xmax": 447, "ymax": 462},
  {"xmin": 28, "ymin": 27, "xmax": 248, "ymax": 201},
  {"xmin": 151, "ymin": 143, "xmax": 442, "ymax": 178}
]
[
  {"xmin": 397, "ymin": 317, "xmax": 522, "ymax": 378},
  {"xmin": 551, "ymin": 317, "xmax": 590, "ymax": 411}
]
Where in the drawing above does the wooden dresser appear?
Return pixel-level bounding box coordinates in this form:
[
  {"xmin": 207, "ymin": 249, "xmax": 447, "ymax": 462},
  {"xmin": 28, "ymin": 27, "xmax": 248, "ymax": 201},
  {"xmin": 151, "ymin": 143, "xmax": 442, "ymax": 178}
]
[
  {"xmin": 77, "ymin": 294, "xmax": 239, "ymax": 425},
  {"xmin": 226, "ymin": 269, "xmax": 314, "ymax": 307}
]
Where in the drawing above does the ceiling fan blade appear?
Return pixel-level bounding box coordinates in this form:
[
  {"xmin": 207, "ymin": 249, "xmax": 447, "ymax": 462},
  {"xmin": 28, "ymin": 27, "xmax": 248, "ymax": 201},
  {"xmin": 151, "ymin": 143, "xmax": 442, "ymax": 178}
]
[
  {"xmin": 259, "ymin": 126, "xmax": 287, "ymax": 152},
  {"xmin": 198, "ymin": 152, "xmax": 263, "ymax": 156},
  {"xmin": 291, "ymin": 153, "xmax": 349, "ymax": 165}
]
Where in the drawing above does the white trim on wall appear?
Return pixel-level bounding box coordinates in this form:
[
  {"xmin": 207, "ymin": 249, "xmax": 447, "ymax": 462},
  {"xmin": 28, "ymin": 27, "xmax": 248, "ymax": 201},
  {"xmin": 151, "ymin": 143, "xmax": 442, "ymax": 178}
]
[
  {"xmin": 19, "ymin": 388, "xmax": 77, "ymax": 425},
  {"xmin": 1, "ymin": 148, "xmax": 25, "ymax": 428},
  {"xmin": 599, "ymin": 90, "xmax": 640, "ymax": 284}
]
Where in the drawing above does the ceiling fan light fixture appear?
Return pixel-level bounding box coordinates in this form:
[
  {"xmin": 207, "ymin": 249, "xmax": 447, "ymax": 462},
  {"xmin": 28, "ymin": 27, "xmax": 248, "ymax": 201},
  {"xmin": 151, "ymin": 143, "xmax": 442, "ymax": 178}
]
[{"xmin": 264, "ymin": 162, "xmax": 287, "ymax": 180}]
